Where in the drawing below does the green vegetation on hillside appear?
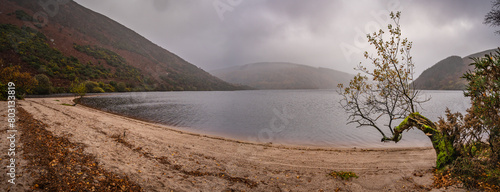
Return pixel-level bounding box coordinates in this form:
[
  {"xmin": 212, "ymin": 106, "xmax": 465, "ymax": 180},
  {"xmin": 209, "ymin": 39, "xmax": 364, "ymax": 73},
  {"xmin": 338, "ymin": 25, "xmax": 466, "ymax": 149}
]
[
  {"xmin": 414, "ymin": 49, "xmax": 497, "ymax": 90},
  {"xmin": 0, "ymin": 23, "xmax": 238, "ymax": 94},
  {"xmin": 1, "ymin": 0, "xmax": 245, "ymax": 96},
  {"xmin": 13, "ymin": 10, "xmax": 32, "ymax": 21},
  {"xmin": 73, "ymin": 44, "xmax": 127, "ymax": 67},
  {"xmin": 414, "ymin": 56, "xmax": 467, "ymax": 90},
  {"xmin": 0, "ymin": 24, "xmax": 108, "ymax": 81},
  {"xmin": 73, "ymin": 44, "xmax": 144, "ymax": 81},
  {"xmin": 0, "ymin": 23, "xmax": 158, "ymax": 94}
]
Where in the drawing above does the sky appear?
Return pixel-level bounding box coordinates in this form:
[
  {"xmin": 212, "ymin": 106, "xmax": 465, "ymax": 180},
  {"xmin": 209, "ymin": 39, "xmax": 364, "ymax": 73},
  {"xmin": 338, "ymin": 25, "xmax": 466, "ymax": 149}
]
[{"xmin": 73, "ymin": 0, "xmax": 499, "ymax": 76}]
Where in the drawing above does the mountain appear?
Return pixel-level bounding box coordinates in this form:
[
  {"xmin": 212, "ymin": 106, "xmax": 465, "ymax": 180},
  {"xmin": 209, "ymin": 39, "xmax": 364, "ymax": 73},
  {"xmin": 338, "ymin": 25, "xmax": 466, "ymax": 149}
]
[
  {"xmin": 0, "ymin": 0, "xmax": 241, "ymax": 93},
  {"xmin": 211, "ymin": 62, "xmax": 354, "ymax": 90},
  {"xmin": 414, "ymin": 49, "xmax": 497, "ymax": 90}
]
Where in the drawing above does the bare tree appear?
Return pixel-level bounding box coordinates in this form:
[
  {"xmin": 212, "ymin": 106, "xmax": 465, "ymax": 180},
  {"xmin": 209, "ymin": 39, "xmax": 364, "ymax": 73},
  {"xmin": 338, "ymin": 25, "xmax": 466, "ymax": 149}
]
[
  {"xmin": 337, "ymin": 12, "xmax": 459, "ymax": 169},
  {"xmin": 338, "ymin": 11, "xmax": 428, "ymax": 142},
  {"xmin": 484, "ymin": 0, "xmax": 500, "ymax": 34}
]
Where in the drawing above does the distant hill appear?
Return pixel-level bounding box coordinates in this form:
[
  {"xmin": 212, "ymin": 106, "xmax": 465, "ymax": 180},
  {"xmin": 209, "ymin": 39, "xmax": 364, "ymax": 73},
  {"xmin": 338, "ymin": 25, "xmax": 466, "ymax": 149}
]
[
  {"xmin": 414, "ymin": 49, "xmax": 497, "ymax": 90},
  {"xmin": 210, "ymin": 62, "xmax": 354, "ymax": 89},
  {"xmin": 0, "ymin": 0, "xmax": 241, "ymax": 93}
]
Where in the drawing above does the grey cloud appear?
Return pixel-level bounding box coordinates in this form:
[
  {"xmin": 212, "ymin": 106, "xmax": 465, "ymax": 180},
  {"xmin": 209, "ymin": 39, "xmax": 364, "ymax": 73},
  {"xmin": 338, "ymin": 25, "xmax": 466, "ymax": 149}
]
[{"xmin": 74, "ymin": 0, "xmax": 499, "ymax": 75}]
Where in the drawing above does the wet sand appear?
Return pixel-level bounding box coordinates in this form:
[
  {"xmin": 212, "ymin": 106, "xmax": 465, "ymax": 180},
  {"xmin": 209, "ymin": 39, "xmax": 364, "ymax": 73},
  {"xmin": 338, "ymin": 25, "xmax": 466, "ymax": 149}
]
[{"xmin": 1, "ymin": 97, "xmax": 463, "ymax": 191}]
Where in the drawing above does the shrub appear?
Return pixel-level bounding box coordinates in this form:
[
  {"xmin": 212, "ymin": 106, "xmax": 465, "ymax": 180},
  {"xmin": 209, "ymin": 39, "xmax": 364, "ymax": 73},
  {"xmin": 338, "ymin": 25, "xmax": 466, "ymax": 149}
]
[
  {"xmin": 33, "ymin": 74, "xmax": 52, "ymax": 94},
  {"xmin": 463, "ymin": 50, "xmax": 500, "ymax": 164},
  {"xmin": 109, "ymin": 81, "xmax": 117, "ymax": 87},
  {"xmin": 116, "ymin": 82, "xmax": 127, "ymax": 92},
  {"xmin": 0, "ymin": 65, "xmax": 37, "ymax": 99},
  {"xmin": 70, "ymin": 80, "xmax": 86, "ymax": 99},
  {"xmin": 102, "ymin": 84, "xmax": 115, "ymax": 92},
  {"xmin": 435, "ymin": 49, "xmax": 500, "ymax": 190},
  {"xmin": 84, "ymin": 81, "xmax": 99, "ymax": 93},
  {"xmin": 14, "ymin": 10, "xmax": 32, "ymax": 21},
  {"xmin": 450, "ymin": 157, "xmax": 499, "ymax": 190},
  {"xmin": 91, "ymin": 87, "xmax": 105, "ymax": 93}
]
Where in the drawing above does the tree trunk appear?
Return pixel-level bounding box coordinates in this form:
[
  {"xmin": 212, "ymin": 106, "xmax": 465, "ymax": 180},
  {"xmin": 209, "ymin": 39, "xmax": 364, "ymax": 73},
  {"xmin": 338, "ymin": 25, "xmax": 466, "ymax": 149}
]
[{"xmin": 383, "ymin": 112, "xmax": 457, "ymax": 169}]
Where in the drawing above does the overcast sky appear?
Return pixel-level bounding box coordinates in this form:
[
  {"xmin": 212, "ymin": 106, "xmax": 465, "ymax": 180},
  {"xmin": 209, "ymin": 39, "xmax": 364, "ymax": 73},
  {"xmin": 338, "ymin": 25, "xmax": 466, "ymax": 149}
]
[{"xmin": 73, "ymin": 0, "xmax": 499, "ymax": 76}]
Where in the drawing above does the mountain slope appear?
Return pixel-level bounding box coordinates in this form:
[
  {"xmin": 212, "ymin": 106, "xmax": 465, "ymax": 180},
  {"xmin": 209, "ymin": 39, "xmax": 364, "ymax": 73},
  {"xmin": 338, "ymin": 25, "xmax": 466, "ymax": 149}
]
[
  {"xmin": 0, "ymin": 0, "xmax": 240, "ymax": 92},
  {"xmin": 414, "ymin": 49, "xmax": 497, "ymax": 90},
  {"xmin": 211, "ymin": 62, "xmax": 353, "ymax": 89}
]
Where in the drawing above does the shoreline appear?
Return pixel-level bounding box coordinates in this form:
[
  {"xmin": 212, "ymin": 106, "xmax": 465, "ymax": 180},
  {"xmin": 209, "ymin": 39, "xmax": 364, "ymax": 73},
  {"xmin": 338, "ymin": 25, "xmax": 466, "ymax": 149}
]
[
  {"xmin": 79, "ymin": 95, "xmax": 432, "ymax": 152},
  {"xmin": 7, "ymin": 97, "xmax": 456, "ymax": 191},
  {"xmin": 78, "ymin": 94, "xmax": 433, "ymax": 150}
]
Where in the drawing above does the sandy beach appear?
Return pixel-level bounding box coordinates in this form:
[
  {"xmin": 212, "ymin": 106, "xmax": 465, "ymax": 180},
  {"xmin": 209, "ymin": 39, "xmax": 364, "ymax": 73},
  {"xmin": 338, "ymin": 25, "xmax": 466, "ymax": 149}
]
[{"xmin": 1, "ymin": 97, "xmax": 464, "ymax": 191}]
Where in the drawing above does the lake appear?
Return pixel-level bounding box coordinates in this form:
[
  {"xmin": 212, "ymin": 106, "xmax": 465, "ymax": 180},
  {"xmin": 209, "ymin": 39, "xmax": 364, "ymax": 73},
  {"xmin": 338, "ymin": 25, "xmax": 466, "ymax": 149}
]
[{"xmin": 81, "ymin": 90, "xmax": 470, "ymax": 148}]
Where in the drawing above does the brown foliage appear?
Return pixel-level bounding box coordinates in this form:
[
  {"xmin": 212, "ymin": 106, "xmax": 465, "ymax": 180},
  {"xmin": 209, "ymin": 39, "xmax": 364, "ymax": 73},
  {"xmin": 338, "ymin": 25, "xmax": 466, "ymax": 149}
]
[
  {"xmin": 463, "ymin": 50, "xmax": 500, "ymax": 163},
  {"xmin": 0, "ymin": 63, "xmax": 37, "ymax": 98},
  {"xmin": 435, "ymin": 49, "xmax": 500, "ymax": 190},
  {"xmin": 437, "ymin": 108, "xmax": 488, "ymax": 157},
  {"xmin": 432, "ymin": 169, "xmax": 461, "ymax": 189},
  {"xmin": 18, "ymin": 107, "xmax": 143, "ymax": 191}
]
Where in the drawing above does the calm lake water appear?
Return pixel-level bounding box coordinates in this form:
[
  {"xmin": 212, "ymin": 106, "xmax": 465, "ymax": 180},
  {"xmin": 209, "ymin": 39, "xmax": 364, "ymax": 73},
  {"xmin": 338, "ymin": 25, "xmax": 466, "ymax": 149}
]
[{"xmin": 81, "ymin": 90, "xmax": 470, "ymax": 148}]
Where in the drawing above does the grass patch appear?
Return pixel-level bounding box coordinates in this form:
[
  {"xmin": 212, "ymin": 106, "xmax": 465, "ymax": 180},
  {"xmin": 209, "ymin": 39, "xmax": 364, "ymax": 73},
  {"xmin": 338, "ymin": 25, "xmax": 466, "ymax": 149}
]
[
  {"xmin": 61, "ymin": 103, "xmax": 75, "ymax": 106},
  {"xmin": 328, "ymin": 171, "xmax": 358, "ymax": 180}
]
